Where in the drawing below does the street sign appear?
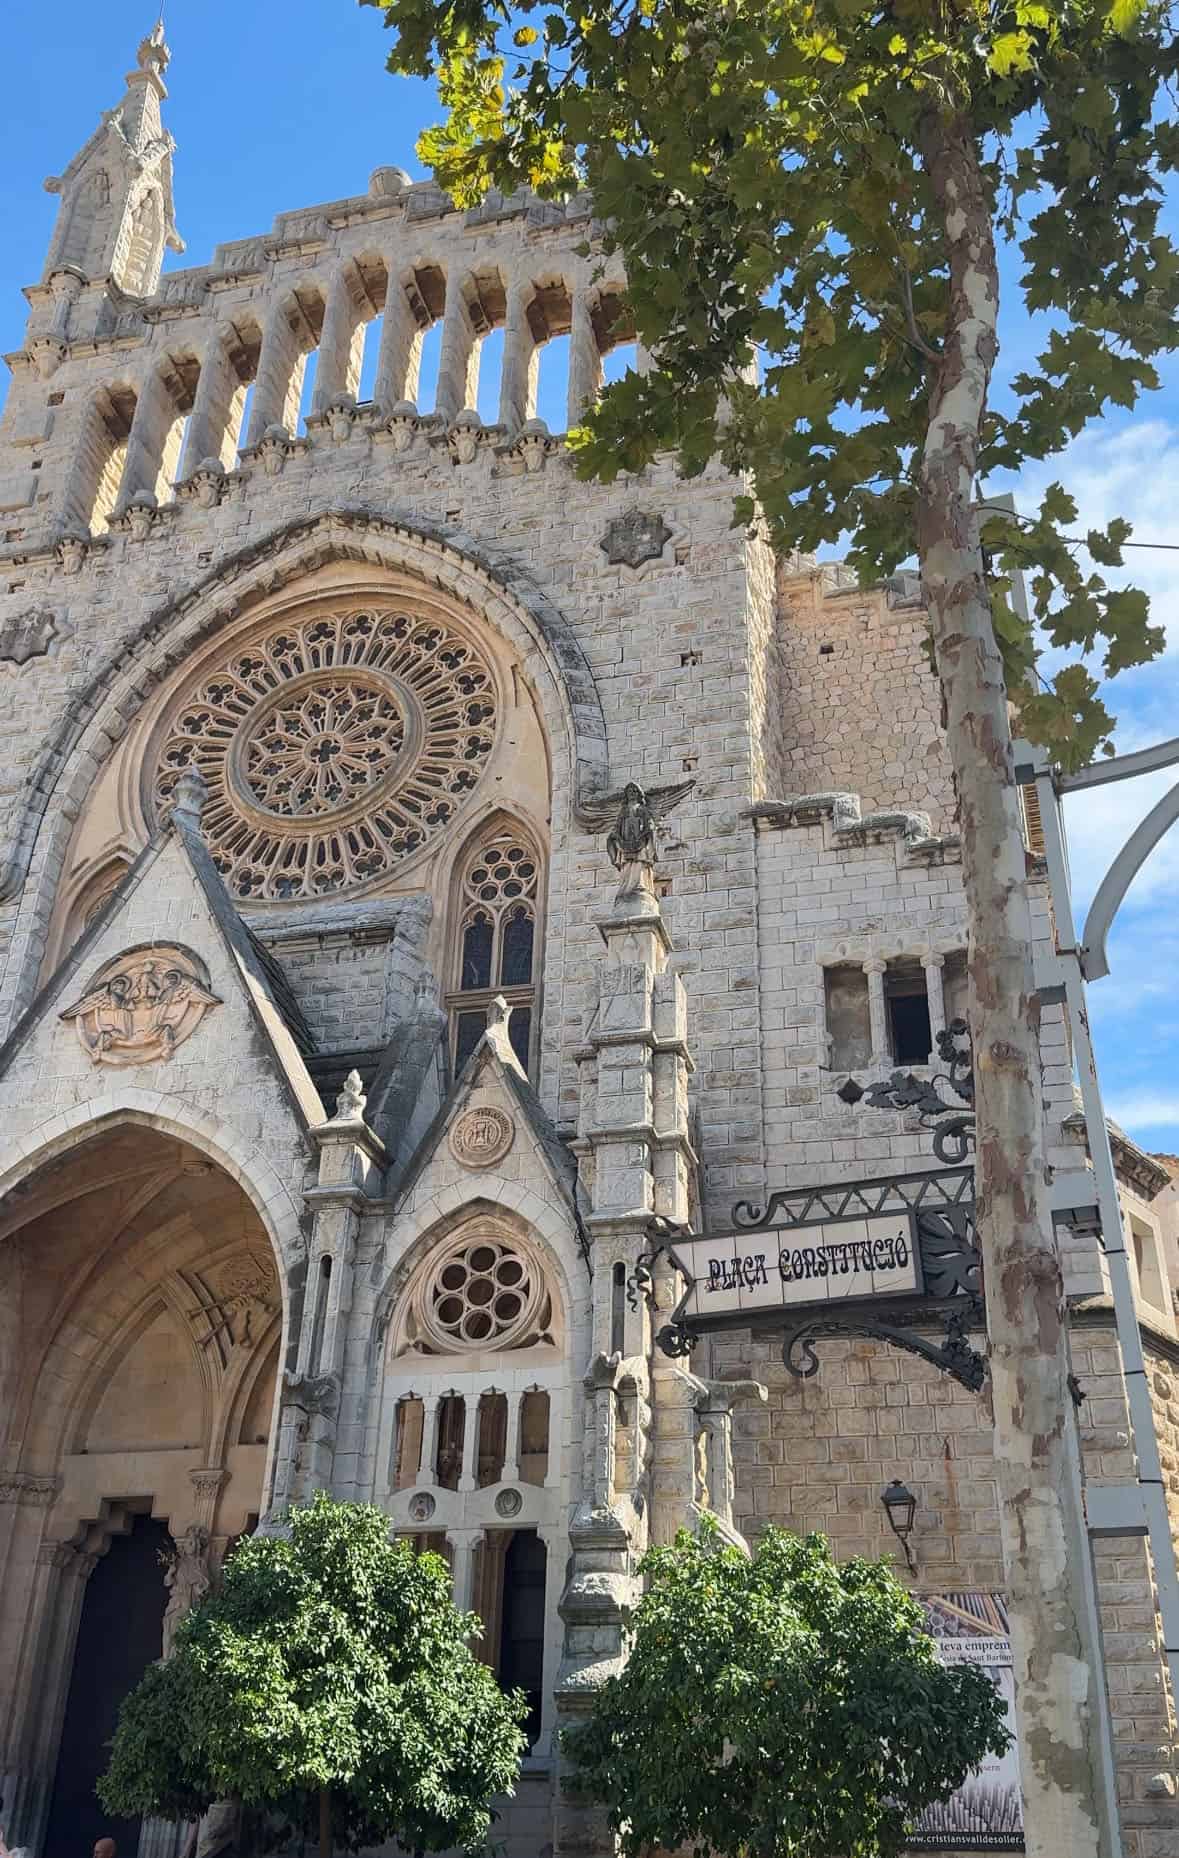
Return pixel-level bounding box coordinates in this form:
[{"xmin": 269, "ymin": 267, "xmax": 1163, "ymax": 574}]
[
  {"xmin": 670, "ymin": 1212, "xmax": 921, "ymax": 1320},
  {"xmin": 645, "ymin": 1165, "xmax": 986, "ymax": 1390}
]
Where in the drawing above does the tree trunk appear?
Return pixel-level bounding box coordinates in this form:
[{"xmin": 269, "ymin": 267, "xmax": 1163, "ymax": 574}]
[
  {"xmin": 319, "ymin": 1784, "xmax": 331, "ymax": 1858},
  {"xmin": 916, "ymin": 110, "xmax": 1114, "ymax": 1858}
]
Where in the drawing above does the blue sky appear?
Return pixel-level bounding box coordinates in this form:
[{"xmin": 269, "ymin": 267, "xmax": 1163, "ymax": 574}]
[{"xmin": 4, "ymin": 2, "xmax": 1179, "ymax": 1155}]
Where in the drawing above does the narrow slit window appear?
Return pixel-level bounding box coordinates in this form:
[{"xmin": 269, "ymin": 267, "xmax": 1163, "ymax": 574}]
[
  {"xmin": 477, "ymin": 1391, "xmax": 508, "ymax": 1487},
  {"xmin": 519, "ymin": 1389, "xmax": 550, "ymax": 1486},
  {"xmin": 462, "ymin": 912, "xmax": 494, "ymax": 989},
  {"xmin": 500, "ymin": 906, "xmax": 534, "ymax": 987},
  {"xmin": 435, "ymin": 1394, "xmax": 466, "ymax": 1489}
]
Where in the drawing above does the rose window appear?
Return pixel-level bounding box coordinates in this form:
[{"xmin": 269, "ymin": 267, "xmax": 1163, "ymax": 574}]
[
  {"xmin": 409, "ymin": 1234, "xmax": 552, "ymax": 1353},
  {"xmin": 152, "ymin": 608, "xmax": 498, "ymax": 901},
  {"xmin": 241, "ymin": 676, "xmax": 405, "ymax": 817}
]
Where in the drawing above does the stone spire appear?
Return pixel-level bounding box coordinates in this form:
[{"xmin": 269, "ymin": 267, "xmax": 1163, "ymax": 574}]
[{"xmin": 40, "ymin": 16, "xmax": 184, "ymax": 295}]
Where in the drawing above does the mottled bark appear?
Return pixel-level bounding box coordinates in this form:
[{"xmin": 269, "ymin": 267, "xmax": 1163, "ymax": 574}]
[{"xmin": 917, "ymin": 111, "xmax": 1113, "ymax": 1858}]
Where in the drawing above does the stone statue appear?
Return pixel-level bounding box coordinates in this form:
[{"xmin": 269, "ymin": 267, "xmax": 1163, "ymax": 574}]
[
  {"xmin": 161, "ymin": 1522, "xmax": 211, "ymax": 1657},
  {"xmin": 581, "ymin": 779, "xmax": 695, "ymax": 899}
]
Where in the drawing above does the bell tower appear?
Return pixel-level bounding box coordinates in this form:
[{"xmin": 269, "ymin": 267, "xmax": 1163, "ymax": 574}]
[{"xmin": 41, "ymin": 18, "xmax": 184, "ymax": 299}]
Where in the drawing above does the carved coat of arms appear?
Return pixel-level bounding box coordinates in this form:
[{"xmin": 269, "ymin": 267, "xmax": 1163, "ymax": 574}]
[
  {"xmin": 450, "ymin": 1105, "xmax": 516, "ymax": 1169},
  {"xmin": 60, "ymin": 947, "xmax": 221, "ymax": 1065},
  {"xmin": 600, "ymin": 509, "xmax": 672, "ymax": 569},
  {"xmin": 0, "ymin": 609, "xmax": 66, "ymax": 667}
]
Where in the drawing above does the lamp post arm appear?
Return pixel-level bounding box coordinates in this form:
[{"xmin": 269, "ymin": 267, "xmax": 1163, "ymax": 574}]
[{"xmin": 1080, "ymin": 778, "xmax": 1179, "ymax": 981}]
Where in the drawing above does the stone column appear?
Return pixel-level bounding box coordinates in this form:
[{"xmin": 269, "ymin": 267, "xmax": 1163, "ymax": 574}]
[
  {"xmin": 458, "ymin": 1392, "xmax": 481, "ymax": 1493},
  {"xmin": 312, "ymin": 266, "xmax": 364, "ymax": 413},
  {"xmin": 3, "ymin": 1542, "xmax": 97, "ymax": 1853},
  {"xmin": 419, "ymin": 1392, "xmax": 442, "ymax": 1483},
  {"xmin": 922, "ymin": 950, "xmax": 946, "ymax": 1059},
  {"xmin": 498, "ymin": 281, "xmax": 535, "ymax": 432},
  {"xmin": 555, "ymin": 876, "xmax": 696, "ymax": 1858},
  {"xmin": 435, "ymin": 269, "xmax": 478, "ymax": 422},
  {"xmin": 502, "ymin": 1389, "xmax": 523, "ymax": 1485},
  {"xmin": 116, "ymin": 368, "xmax": 178, "ymax": 508},
  {"xmin": 274, "ymin": 1075, "xmax": 387, "ymax": 1508},
  {"xmin": 373, "ymin": 275, "xmax": 419, "ymax": 408},
  {"xmin": 0, "ymin": 1480, "xmax": 62, "ymax": 1850},
  {"xmin": 245, "ymin": 294, "xmax": 304, "ymax": 446},
  {"xmin": 691, "ymin": 1382, "xmax": 767, "ymax": 1530},
  {"xmin": 864, "ymin": 957, "xmax": 888, "ymax": 1064},
  {"xmin": 179, "ymin": 327, "xmax": 242, "ymax": 476},
  {"xmin": 567, "ymin": 290, "xmax": 600, "ymax": 428},
  {"xmin": 448, "ymin": 1530, "xmax": 480, "ymax": 1612}
]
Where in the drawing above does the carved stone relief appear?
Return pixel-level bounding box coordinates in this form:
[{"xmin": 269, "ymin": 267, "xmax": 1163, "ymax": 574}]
[
  {"xmin": 0, "ymin": 1472, "xmax": 61, "ymax": 1506},
  {"xmin": 450, "ymin": 1104, "xmax": 515, "ymax": 1170},
  {"xmin": 162, "ymin": 1522, "xmax": 211, "ymax": 1658},
  {"xmin": 186, "ymin": 1251, "xmax": 278, "ymax": 1354},
  {"xmin": 0, "ymin": 608, "xmax": 70, "ymax": 667},
  {"xmin": 60, "ymin": 947, "xmax": 221, "ymax": 1064},
  {"xmin": 600, "ymin": 508, "xmax": 671, "ymax": 569}
]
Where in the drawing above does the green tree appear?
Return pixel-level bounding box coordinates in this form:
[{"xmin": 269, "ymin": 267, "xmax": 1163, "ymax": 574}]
[
  {"xmin": 99, "ymin": 1494, "xmax": 526, "ymax": 1856},
  {"xmin": 564, "ymin": 1524, "xmax": 1011, "ymax": 1858},
  {"xmin": 362, "ymin": 1, "xmax": 1179, "ymax": 1848}
]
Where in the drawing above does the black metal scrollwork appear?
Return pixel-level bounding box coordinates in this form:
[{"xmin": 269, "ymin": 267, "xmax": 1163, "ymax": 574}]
[
  {"xmin": 655, "ymin": 1321, "xmax": 698, "ymax": 1359},
  {"xmin": 626, "ymin": 1245, "xmax": 664, "ymax": 1313},
  {"xmin": 780, "ymin": 1294, "xmax": 986, "ymax": 1393},
  {"xmin": 837, "ymin": 1018, "xmax": 976, "ymax": 1163}
]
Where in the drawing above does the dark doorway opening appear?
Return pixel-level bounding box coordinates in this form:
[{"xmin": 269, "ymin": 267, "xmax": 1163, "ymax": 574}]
[
  {"xmin": 498, "ymin": 1529, "xmax": 547, "ymax": 1749},
  {"xmin": 45, "ymin": 1512, "xmax": 170, "ymax": 1858}
]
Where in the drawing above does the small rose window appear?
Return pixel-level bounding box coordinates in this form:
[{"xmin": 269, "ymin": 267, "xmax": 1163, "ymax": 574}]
[{"xmin": 405, "ymin": 1230, "xmax": 554, "ymax": 1354}]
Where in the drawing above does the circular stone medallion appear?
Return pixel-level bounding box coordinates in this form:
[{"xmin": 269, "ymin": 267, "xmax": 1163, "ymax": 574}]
[
  {"xmin": 495, "ymin": 1488, "xmax": 523, "ymax": 1518},
  {"xmin": 408, "ymin": 1491, "xmax": 436, "ymax": 1522},
  {"xmin": 450, "ymin": 1105, "xmax": 515, "ymax": 1170}
]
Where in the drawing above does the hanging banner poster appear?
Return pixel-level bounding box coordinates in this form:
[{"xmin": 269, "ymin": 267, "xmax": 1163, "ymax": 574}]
[{"xmin": 907, "ymin": 1593, "xmax": 1024, "ymax": 1852}]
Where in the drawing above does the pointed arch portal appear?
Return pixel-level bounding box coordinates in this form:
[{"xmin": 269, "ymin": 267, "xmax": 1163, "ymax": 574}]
[{"xmin": 0, "ymin": 1122, "xmax": 283, "ymax": 1857}]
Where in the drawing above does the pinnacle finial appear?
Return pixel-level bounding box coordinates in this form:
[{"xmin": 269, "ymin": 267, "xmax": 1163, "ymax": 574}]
[{"xmin": 137, "ymin": 12, "xmax": 170, "ymax": 73}]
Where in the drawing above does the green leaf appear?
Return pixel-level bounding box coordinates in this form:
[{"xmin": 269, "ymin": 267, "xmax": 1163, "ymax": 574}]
[{"xmin": 988, "ymin": 30, "xmax": 1036, "ymax": 76}]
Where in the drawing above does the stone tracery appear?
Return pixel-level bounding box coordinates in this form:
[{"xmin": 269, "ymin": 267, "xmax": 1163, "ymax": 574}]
[
  {"xmin": 151, "ymin": 605, "xmax": 499, "ymax": 900},
  {"xmin": 394, "ymin": 1221, "xmax": 556, "ymax": 1357}
]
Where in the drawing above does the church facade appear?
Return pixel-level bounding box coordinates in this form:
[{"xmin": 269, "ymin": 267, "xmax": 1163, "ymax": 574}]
[{"xmin": 1, "ymin": 26, "xmax": 1177, "ymax": 1858}]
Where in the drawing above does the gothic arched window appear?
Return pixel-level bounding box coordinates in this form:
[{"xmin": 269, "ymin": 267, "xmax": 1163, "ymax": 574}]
[{"xmin": 448, "ymin": 824, "xmax": 541, "ymax": 1075}]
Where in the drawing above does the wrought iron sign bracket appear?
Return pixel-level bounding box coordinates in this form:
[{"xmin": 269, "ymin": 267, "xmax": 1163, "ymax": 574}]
[
  {"xmin": 777, "ymin": 1292, "xmax": 987, "ymax": 1393},
  {"xmin": 654, "ymin": 1163, "xmax": 987, "ymax": 1391}
]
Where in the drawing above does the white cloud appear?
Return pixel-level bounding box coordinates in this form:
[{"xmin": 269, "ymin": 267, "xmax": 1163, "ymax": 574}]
[
  {"xmin": 1104, "ymin": 1090, "xmax": 1179, "ymax": 1133},
  {"xmin": 1061, "ymin": 767, "xmax": 1179, "ymax": 912}
]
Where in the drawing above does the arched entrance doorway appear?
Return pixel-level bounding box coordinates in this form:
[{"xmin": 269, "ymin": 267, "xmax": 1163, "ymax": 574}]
[{"xmin": 0, "ymin": 1123, "xmax": 284, "ymax": 1857}]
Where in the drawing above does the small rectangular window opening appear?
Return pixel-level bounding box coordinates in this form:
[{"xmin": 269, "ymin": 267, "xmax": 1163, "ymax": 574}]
[{"xmin": 884, "ymin": 961, "xmax": 931, "ymax": 1065}]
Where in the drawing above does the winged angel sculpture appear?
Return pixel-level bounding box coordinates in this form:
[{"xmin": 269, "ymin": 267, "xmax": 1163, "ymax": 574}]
[
  {"xmin": 60, "ymin": 950, "xmax": 222, "ymax": 1065},
  {"xmin": 580, "ymin": 779, "xmax": 695, "ymax": 900}
]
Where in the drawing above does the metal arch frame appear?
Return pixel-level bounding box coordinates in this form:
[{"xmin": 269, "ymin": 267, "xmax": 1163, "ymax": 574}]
[
  {"xmin": 1052, "ymin": 734, "xmax": 1179, "ymax": 981},
  {"xmin": 1015, "ymin": 735, "xmax": 1179, "ymax": 1720}
]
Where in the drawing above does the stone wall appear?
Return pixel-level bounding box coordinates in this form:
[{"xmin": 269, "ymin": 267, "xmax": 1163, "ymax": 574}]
[{"xmin": 775, "ymin": 562, "xmax": 956, "ymax": 832}]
